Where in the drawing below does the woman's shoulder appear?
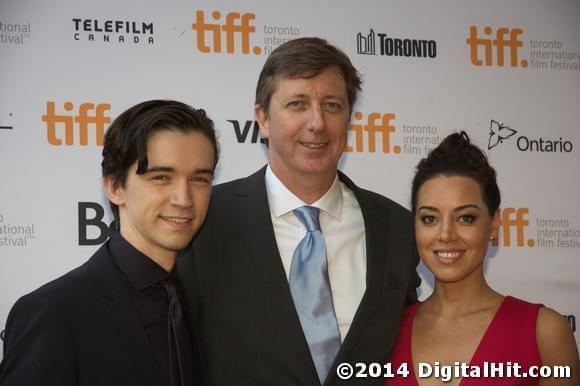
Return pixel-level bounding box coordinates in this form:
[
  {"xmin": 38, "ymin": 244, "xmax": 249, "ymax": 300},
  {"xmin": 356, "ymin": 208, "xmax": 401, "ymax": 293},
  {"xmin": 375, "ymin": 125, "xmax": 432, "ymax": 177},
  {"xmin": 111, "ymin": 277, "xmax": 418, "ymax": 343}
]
[
  {"xmin": 497, "ymin": 295, "xmax": 542, "ymax": 322},
  {"xmin": 501, "ymin": 296, "xmax": 574, "ymax": 347},
  {"xmin": 536, "ymin": 306, "xmax": 577, "ymax": 354},
  {"xmin": 535, "ymin": 305, "xmax": 579, "ymax": 383},
  {"xmin": 506, "ymin": 296, "xmax": 574, "ymax": 343},
  {"xmin": 537, "ymin": 306, "xmax": 572, "ymax": 332}
]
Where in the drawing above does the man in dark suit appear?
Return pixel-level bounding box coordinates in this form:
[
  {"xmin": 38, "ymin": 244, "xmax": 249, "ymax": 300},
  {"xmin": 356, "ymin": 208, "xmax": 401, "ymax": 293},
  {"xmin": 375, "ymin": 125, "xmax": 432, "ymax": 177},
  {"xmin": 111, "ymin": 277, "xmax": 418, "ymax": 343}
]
[
  {"xmin": 0, "ymin": 100, "xmax": 218, "ymax": 386},
  {"xmin": 180, "ymin": 37, "xmax": 420, "ymax": 386}
]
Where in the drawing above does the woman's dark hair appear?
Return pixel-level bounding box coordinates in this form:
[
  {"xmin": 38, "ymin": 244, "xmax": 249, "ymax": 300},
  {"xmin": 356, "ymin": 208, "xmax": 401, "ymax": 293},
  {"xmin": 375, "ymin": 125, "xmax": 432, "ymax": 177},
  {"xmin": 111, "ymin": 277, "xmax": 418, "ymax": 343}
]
[
  {"xmin": 101, "ymin": 99, "xmax": 218, "ymax": 223},
  {"xmin": 411, "ymin": 131, "xmax": 500, "ymax": 215}
]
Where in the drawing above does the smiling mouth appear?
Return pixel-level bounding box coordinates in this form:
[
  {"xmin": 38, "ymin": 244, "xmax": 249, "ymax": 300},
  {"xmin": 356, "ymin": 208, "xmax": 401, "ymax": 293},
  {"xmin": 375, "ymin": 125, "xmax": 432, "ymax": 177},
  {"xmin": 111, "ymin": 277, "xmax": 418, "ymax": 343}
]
[
  {"xmin": 300, "ymin": 141, "xmax": 328, "ymax": 149},
  {"xmin": 434, "ymin": 250, "xmax": 463, "ymax": 264},
  {"xmin": 161, "ymin": 216, "xmax": 192, "ymax": 224}
]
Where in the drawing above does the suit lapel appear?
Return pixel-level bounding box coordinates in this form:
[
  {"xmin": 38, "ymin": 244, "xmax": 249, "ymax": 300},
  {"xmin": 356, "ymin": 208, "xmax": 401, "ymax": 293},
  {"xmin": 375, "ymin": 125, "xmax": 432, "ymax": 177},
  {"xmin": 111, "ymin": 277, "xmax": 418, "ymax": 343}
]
[
  {"xmin": 339, "ymin": 172, "xmax": 387, "ymax": 344},
  {"xmin": 237, "ymin": 167, "xmax": 318, "ymax": 377},
  {"xmin": 87, "ymin": 245, "xmax": 163, "ymax": 386},
  {"xmin": 326, "ymin": 173, "xmax": 391, "ymax": 382}
]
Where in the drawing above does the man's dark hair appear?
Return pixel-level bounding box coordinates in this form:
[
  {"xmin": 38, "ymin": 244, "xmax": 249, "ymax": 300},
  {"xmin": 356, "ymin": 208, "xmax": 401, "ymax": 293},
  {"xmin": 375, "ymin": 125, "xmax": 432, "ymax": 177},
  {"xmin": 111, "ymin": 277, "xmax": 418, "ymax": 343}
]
[
  {"xmin": 411, "ymin": 131, "xmax": 501, "ymax": 215},
  {"xmin": 101, "ymin": 99, "xmax": 218, "ymax": 223},
  {"xmin": 255, "ymin": 37, "xmax": 362, "ymax": 115}
]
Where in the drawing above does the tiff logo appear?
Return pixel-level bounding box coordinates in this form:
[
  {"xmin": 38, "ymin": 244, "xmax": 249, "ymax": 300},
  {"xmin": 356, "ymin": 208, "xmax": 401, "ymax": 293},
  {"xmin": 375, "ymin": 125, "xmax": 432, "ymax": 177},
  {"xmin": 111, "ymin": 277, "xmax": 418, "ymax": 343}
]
[
  {"xmin": 356, "ymin": 29, "xmax": 376, "ymax": 55},
  {"xmin": 192, "ymin": 11, "xmax": 261, "ymax": 55},
  {"xmin": 229, "ymin": 120, "xmax": 265, "ymax": 143},
  {"xmin": 492, "ymin": 208, "xmax": 534, "ymax": 247},
  {"xmin": 346, "ymin": 112, "xmax": 401, "ymax": 153},
  {"xmin": 42, "ymin": 101, "xmax": 111, "ymax": 146},
  {"xmin": 466, "ymin": 26, "xmax": 528, "ymax": 68}
]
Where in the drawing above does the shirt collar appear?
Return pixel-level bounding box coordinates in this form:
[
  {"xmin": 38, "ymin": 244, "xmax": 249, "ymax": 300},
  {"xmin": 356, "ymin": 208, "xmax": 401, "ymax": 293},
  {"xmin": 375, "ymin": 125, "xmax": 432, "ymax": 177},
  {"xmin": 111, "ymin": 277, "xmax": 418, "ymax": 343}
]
[
  {"xmin": 265, "ymin": 165, "xmax": 342, "ymax": 219},
  {"xmin": 108, "ymin": 230, "xmax": 171, "ymax": 291}
]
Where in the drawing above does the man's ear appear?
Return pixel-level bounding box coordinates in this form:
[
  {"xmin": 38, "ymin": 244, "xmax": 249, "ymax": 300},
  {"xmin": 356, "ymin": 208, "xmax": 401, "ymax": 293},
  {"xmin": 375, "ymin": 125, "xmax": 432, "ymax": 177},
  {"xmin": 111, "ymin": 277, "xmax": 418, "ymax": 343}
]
[
  {"xmin": 255, "ymin": 104, "xmax": 269, "ymax": 139},
  {"xmin": 102, "ymin": 176, "xmax": 125, "ymax": 206}
]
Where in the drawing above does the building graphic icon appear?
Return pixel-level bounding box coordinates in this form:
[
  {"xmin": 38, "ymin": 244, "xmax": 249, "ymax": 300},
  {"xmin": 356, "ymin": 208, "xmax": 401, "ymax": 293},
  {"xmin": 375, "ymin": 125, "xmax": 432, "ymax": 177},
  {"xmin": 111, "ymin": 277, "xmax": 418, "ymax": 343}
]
[{"xmin": 356, "ymin": 29, "xmax": 376, "ymax": 55}]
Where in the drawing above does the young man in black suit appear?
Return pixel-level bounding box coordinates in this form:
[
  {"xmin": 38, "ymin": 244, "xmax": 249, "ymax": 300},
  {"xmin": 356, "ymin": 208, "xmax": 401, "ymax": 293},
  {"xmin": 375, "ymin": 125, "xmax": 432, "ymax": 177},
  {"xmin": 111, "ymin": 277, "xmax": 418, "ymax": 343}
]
[
  {"xmin": 180, "ymin": 37, "xmax": 421, "ymax": 386},
  {"xmin": 0, "ymin": 100, "xmax": 218, "ymax": 386}
]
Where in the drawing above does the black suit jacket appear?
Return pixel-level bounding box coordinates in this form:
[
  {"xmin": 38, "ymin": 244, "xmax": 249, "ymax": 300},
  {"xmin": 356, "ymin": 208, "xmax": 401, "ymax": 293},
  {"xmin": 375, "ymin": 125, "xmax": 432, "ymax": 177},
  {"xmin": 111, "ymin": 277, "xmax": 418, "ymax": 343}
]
[
  {"xmin": 0, "ymin": 241, "xmax": 202, "ymax": 386},
  {"xmin": 179, "ymin": 167, "xmax": 420, "ymax": 386}
]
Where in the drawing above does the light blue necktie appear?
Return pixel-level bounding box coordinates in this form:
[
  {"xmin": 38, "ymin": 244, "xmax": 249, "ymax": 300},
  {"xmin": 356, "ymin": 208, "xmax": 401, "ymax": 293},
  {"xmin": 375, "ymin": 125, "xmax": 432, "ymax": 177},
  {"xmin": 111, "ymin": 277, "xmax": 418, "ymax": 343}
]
[{"xmin": 289, "ymin": 206, "xmax": 341, "ymax": 383}]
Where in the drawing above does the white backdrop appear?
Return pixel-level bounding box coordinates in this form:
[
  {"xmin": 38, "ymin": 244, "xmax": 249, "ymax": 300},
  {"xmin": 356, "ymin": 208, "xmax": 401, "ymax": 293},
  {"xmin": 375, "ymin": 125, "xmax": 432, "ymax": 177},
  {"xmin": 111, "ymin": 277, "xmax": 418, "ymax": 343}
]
[{"xmin": 1, "ymin": 0, "xmax": 579, "ymax": 355}]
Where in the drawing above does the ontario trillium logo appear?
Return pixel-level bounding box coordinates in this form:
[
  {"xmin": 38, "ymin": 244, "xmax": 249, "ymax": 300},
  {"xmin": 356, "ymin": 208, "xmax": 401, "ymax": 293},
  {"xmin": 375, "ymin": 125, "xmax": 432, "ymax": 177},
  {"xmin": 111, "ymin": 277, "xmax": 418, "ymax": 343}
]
[
  {"xmin": 487, "ymin": 120, "xmax": 517, "ymax": 150},
  {"xmin": 486, "ymin": 120, "xmax": 573, "ymax": 153}
]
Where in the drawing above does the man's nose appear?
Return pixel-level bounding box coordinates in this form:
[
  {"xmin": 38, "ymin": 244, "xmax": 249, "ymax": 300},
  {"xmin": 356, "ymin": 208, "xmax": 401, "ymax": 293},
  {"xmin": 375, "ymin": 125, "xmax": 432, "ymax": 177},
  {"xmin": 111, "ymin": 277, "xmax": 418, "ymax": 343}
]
[{"xmin": 171, "ymin": 179, "xmax": 194, "ymax": 208}]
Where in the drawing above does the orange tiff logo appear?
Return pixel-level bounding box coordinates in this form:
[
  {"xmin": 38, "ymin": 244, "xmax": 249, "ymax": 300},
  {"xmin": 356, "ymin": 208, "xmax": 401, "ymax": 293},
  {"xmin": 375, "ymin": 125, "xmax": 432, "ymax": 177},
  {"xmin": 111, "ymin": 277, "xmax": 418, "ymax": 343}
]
[
  {"xmin": 466, "ymin": 26, "xmax": 528, "ymax": 68},
  {"xmin": 42, "ymin": 101, "xmax": 111, "ymax": 146},
  {"xmin": 346, "ymin": 112, "xmax": 401, "ymax": 153},
  {"xmin": 492, "ymin": 207, "xmax": 534, "ymax": 247},
  {"xmin": 192, "ymin": 10, "xmax": 261, "ymax": 55}
]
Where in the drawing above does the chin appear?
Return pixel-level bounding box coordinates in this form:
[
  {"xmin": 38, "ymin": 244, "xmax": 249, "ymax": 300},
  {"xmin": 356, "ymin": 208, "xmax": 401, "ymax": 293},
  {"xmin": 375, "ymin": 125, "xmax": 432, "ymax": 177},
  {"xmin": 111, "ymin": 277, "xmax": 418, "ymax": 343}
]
[
  {"xmin": 434, "ymin": 275, "xmax": 465, "ymax": 284},
  {"xmin": 300, "ymin": 163, "xmax": 335, "ymax": 177},
  {"xmin": 164, "ymin": 237, "xmax": 193, "ymax": 251}
]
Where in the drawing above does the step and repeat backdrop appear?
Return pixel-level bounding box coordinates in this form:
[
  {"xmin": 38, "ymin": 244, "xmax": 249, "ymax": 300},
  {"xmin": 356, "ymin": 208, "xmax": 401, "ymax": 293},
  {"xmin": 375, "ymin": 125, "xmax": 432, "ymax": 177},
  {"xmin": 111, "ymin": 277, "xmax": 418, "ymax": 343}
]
[{"xmin": 1, "ymin": 0, "xmax": 579, "ymax": 354}]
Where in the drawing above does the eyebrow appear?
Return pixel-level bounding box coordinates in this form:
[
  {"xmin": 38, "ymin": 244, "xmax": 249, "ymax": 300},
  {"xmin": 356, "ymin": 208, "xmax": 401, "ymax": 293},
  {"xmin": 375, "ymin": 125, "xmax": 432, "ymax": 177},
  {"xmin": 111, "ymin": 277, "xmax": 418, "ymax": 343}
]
[
  {"xmin": 144, "ymin": 165, "xmax": 214, "ymax": 175},
  {"xmin": 417, "ymin": 204, "xmax": 482, "ymax": 212}
]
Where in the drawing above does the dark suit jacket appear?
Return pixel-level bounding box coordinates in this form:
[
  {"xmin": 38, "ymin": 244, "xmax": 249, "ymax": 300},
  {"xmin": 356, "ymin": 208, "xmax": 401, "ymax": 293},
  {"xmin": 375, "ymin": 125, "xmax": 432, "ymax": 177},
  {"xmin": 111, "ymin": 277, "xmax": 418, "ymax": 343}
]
[
  {"xmin": 0, "ymin": 241, "xmax": 202, "ymax": 386},
  {"xmin": 179, "ymin": 166, "xmax": 420, "ymax": 386}
]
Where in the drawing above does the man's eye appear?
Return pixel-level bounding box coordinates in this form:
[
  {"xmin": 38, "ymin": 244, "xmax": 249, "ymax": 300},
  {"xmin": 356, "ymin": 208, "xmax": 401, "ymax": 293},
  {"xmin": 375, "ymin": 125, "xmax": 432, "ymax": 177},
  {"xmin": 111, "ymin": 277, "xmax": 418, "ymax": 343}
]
[
  {"xmin": 323, "ymin": 101, "xmax": 342, "ymax": 112},
  {"xmin": 287, "ymin": 100, "xmax": 306, "ymax": 109},
  {"xmin": 191, "ymin": 176, "xmax": 211, "ymax": 185},
  {"xmin": 152, "ymin": 175, "xmax": 169, "ymax": 181}
]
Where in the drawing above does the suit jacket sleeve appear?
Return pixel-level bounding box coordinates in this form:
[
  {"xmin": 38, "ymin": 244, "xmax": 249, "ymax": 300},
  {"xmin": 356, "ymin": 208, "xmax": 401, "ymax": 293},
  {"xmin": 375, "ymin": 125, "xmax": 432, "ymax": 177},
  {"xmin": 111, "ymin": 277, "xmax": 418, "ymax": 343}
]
[
  {"xmin": 0, "ymin": 293, "xmax": 77, "ymax": 386},
  {"xmin": 404, "ymin": 227, "xmax": 421, "ymax": 306},
  {"xmin": 405, "ymin": 256, "xmax": 421, "ymax": 306}
]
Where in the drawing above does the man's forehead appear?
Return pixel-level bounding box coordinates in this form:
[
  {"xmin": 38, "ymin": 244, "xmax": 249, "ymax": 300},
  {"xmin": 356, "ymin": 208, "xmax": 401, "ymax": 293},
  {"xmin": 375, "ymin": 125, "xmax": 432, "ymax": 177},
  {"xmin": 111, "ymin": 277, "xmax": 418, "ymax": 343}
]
[
  {"xmin": 133, "ymin": 129, "xmax": 214, "ymax": 171},
  {"xmin": 273, "ymin": 69, "xmax": 346, "ymax": 94},
  {"xmin": 279, "ymin": 65, "xmax": 344, "ymax": 82}
]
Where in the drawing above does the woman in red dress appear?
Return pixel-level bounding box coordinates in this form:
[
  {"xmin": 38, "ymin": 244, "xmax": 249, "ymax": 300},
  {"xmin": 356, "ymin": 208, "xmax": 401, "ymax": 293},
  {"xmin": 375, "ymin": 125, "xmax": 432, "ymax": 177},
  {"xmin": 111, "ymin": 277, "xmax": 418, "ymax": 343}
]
[{"xmin": 386, "ymin": 132, "xmax": 579, "ymax": 386}]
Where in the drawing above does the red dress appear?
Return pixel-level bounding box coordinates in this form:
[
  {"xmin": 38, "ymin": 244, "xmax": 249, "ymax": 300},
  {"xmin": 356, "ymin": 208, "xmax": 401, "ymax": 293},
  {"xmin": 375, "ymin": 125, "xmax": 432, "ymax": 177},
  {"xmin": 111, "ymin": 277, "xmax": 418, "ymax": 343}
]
[{"xmin": 385, "ymin": 296, "xmax": 542, "ymax": 385}]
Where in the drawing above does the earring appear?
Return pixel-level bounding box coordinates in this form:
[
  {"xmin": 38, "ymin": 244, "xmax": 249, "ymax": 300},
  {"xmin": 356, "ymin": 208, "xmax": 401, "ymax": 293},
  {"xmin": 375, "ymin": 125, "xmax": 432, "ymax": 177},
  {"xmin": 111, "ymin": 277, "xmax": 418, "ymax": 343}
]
[{"xmin": 489, "ymin": 236, "xmax": 496, "ymax": 241}]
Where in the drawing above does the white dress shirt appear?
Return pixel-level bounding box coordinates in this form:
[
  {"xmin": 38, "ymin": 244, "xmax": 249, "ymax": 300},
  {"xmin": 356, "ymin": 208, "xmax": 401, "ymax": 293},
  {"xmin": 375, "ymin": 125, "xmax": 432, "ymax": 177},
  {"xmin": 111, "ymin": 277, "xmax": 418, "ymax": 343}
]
[{"xmin": 265, "ymin": 166, "xmax": 366, "ymax": 341}]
